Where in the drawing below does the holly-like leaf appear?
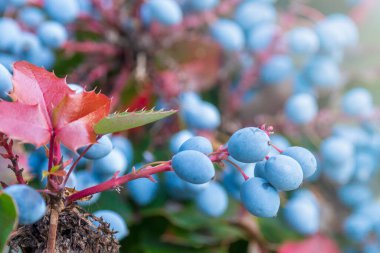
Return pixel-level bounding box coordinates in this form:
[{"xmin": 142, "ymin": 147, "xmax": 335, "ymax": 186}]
[
  {"xmin": 0, "ymin": 61, "xmax": 111, "ymax": 150},
  {"xmin": 94, "ymin": 109, "xmax": 176, "ymax": 134},
  {"xmin": 0, "ymin": 193, "xmax": 18, "ymax": 252},
  {"xmin": 278, "ymin": 234, "xmax": 341, "ymax": 253}
]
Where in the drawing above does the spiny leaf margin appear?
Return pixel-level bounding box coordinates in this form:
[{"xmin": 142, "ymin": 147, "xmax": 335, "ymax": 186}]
[{"xmin": 94, "ymin": 109, "xmax": 177, "ymax": 134}]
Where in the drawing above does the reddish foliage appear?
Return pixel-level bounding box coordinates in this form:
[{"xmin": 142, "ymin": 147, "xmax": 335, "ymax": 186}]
[
  {"xmin": 278, "ymin": 234, "xmax": 341, "ymax": 253},
  {"xmin": 0, "ymin": 61, "xmax": 111, "ymax": 150}
]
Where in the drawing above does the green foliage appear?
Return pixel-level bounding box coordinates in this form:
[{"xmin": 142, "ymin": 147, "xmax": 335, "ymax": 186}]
[
  {"xmin": 94, "ymin": 109, "xmax": 177, "ymax": 134},
  {"xmin": 0, "ymin": 193, "xmax": 18, "ymax": 252}
]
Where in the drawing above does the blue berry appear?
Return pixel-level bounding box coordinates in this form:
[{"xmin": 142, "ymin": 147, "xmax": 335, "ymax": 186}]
[
  {"xmin": 254, "ymin": 160, "xmax": 267, "ymax": 179},
  {"xmin": 178, "ymin": 136, "xmax": 213, "ymax": 154},
  {"xmin": 188, "ymin": 0, "xmax": 219, "ymax": 11},
  {"xmin": 260, "ymin": 55, "xmax": 293, "ymax": 84},
  {"xmin": 343, "ymin": 214, "xmax": 372, "ymax": 242},
  {"xmin": 265, "ymin": 155, "xmax": 303, "ymax": 191},
  {"xmin": 4, "ymin": 184, "xmax": 46, "ymax": 225},
  {"xmin": 111, "ymin": 135, "xmax": 134, "ymax": 166},
  {"xmin": 228, "ymin": 127, "xmax": 270, "ymax": 163},
  {"xmin": 127, "ymin": 164, "xmax": 158, "ymax": 206},
  {"xmin": 210, "ymin": 19, "xmax": 244, "ymax": 52},
  {"xmin": 305, "ymin": 57, "xmax": 341, "ymax": 88},
  {"xmin": 182, "ymin": 101, "xmax": 221, "ymax": 130},
  {"xmin": 338, "ymin": 183, "xmax": 372, "ymax": 208},
  {"xmin": 195, "ymin": 182, "xmax": 228, "ymax": 217},
  {"xmin": 247, "ymin": 23, "xmax": 278, "ymax": 53},
  {"xmin": 240, "ymin": 177, "xmax": 280, "ymax": 217},
  {"xmin": 165, "ymin": 171, "xmax": 208, "ymax": 200},
  {"xmin": 145, "ymin": 0, "xmax": 182, "ymax": 26},
  {"xmin": 92, "ymin": 148, "xmax": 128, "ymax": 180},
  {"xmin": 38, "ymin": 21, "xmax": 68, "ymax": 49},
  {"xmin": 171, "ymin": 150, "xmax": 215, "ymax": 184},
  {"xmin": 0, "ymin": 18, "xmax": 21, "ymax": 51},
  {"xmin": 234, "ymin": 2, "xmax": 276, "ymax": 31},
  {"xmin": 285, "ymin": 93, "xmax": 318, "ymax": 125},
  {"xmin": 18, "ymin": 7, "xmax": 45, "ymax": 28},
  {"xmin": 0, "ymin": 63, "xmax": 12, "ymax": 99},
  {"xmin": 77, "ymin": 135, "xmax": 113, "ymax": 160},
  {"xmin": 283, "ymin": 193, "xmax": 320, "ymax": 235},
  {"xmin": 93, "ymin": 210, "xmax": 128, "ymax": 240},
  {"xmin": 169, "ymin": 130, "xmax": 194, "ymax": 154},
  {"xmin": 323, "ymin": 160, "xmax": 355, "ymax": 185},
  {"xmin": 287, "ymin": 27, "xmax": 319, "ymax": 55},
  {"xmin": 282, "ymin": 146, "xmax": 317, "ymax": 178},
  {"xmin": 76, "ymin": 171, "xmax": 101, "ymax": 206},
  {"xmin": 320, "ymin": 137, "xmax": 354, "ymax": 165},
  {"xmin": 44, "ymin": 0, "xmax": 80, "ymax": 24},
  {"xmin": 342, "ymin": 87, "xmax": 373, "ymax": 117}
]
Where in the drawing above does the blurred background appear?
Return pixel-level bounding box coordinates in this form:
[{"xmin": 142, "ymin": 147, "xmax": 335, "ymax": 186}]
[{"xmin": 2, "ymin": 0, "xmax": 380, "ymax": 252}]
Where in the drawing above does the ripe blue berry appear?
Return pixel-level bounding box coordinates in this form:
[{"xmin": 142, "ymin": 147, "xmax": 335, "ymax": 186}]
[
  {"xmin": 282, "ymin": 146, "xmax": 317, "ymax": 178},
  {"xmin": 92, "ymin": 148, "xmax": 128, "ymax": 180},
  {"xmin": 265, "ymin": 155, "xmax": 303, "ymax": 191},
  {"xmin": 285, "ymin": 93, "xmax": 318, "ymax": 125},
  {"xmin": 343, "ymin": 214, "xmax": 372, "ymax": 242},
  {"xmin": 4, "ymin": 184, "xmax": 46, "ymax": 225},
  {"xmin": 44, "ymin": 0, "xmax": 80, "ymax": 24},
  {"xmin": 172, "ymin": 150, "xmax": 215, "ymax": 184},
  {"xmin": 93, "ymin": 210, "xmax": 129, "ymax": 240},
  {"xmin": 240, "ymin": 177, "xmax": 280, "ymax": 217},
  {"xmin": 111, "ymin": 135, "xmax": 134, "ymax": 166},
  {"xmin": 145, "ymin": 0, "xmax": 182, "ymax": 26},
  {"xmin": 253, "ymin": 160, "xmax": 267, "ymax": 179},
  {"xmin": 287, "ymin": 27, "xmax": 319, "ymax": 55},
  {"xmin": 169, "ymin": 130, "xmax": 194, "ymax": 154},
  {"xmin": 283, "ymin": 193, "xmax": 320, "ymax": 235},
  {"xmin": 37, "ymin": 21, "xmax": 68, "ymax": 49},
  {"xmin": 210, "ymin": 19, "xmax": 244, "ymax": 52},
  {"xmin": 77, "ymin": 135, "xmax": 113, "ymax": 160},
  {"xmin": 0, "ymin": 63, "xmax": 12, "ymax": 99},
  {"xmin": 178, "ymin": 136, "xmax": 213, "ymax": 154},
  {"xmin": 127, "ymin": 165, "xmax": 158, "ymax": 206},
  {"xmin": 338, "ymin": 183, "xmax": 373, "ymax": 208},
  {"xmin": 165, "ymin": 171, "xmax": 209, "ymax": 200},
  {"xmin": 342, "ymin": 87, "xmax": 373, "ymax": 117},
  {"xmin": 234, "ymin": 2, "xmax": 276, "ymax": 31},
  {"xmin": 260, "ymin": 55, "xmax": 293, "ymax": 84},
  {"xmin": 228, "ymin": 127, "xmax": 270, "ymax": 163},
  {"xmin": 320, "ymin": 137, "xmax": 354, "ymax": 165},
  {"xmin": 195, "ymin": 182, "xmax": 228, "ymax": 217}
]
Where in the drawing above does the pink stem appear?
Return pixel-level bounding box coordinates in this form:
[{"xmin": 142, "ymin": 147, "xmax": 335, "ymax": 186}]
[
  {"xmin": 66, "ymin": 161, "xmax": 173, "ymax": 203},
  {"xmin": 66, "ymin": 149, "xmax": 230, "ymax": 204},
  {"xmin": 48, "ymin": 132, "xmax": 56, "ymax": 172},
  {"xmin": 63, "ymin": 41, "xmax": 119, "ymax": 56},
  {"xmin": 225, "ymin": 159, "xmax": 249, "ymax": 181},
  {"xmin": 270, "ymin": 143, "xmax": 283, "ymax": 153}
]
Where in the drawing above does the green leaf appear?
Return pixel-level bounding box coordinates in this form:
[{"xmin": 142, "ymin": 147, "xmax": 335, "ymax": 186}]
[
  {"xmin": 0, "ymin": 193, "xmax": 18, "ymax": 252},
  {"xmin": 94, "ymin": 109, "xmax": 177, "ymax": 134}
]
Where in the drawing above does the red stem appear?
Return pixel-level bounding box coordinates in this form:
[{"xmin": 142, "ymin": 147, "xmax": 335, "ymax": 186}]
[
  {"xmin": 270, "ymin": 143, "xmax": 283, "ymax": 153},
  {"xmin": 0, "ymin": 134, "xmax": 26, "ymax": 184},
  {"xmin": 66, "ymin": 149, "xmax": 230, "ymax": 204},
  {"xmin": 48, "ymin": 132, "xmax": 56, "ymax": 172},
  {"xmin": 225, "ymin": 159, "xmax": 249, "ymax": 181},
  {"xmin": 66, "ymin": 161, "xmax": 173, "ymax": 203}
]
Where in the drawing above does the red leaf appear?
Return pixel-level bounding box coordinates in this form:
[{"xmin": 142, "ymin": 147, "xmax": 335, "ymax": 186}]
[
  {"xmin": 278, "ymin": 234, "xmax": 341, "ymax": 253},
  {"xmin": 0, "ymin": 61, "xmax": 111, "ymax": 150},
  {"xmin": 53, "ymin": 91, "xmax": 110, "ymax": 150}
]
